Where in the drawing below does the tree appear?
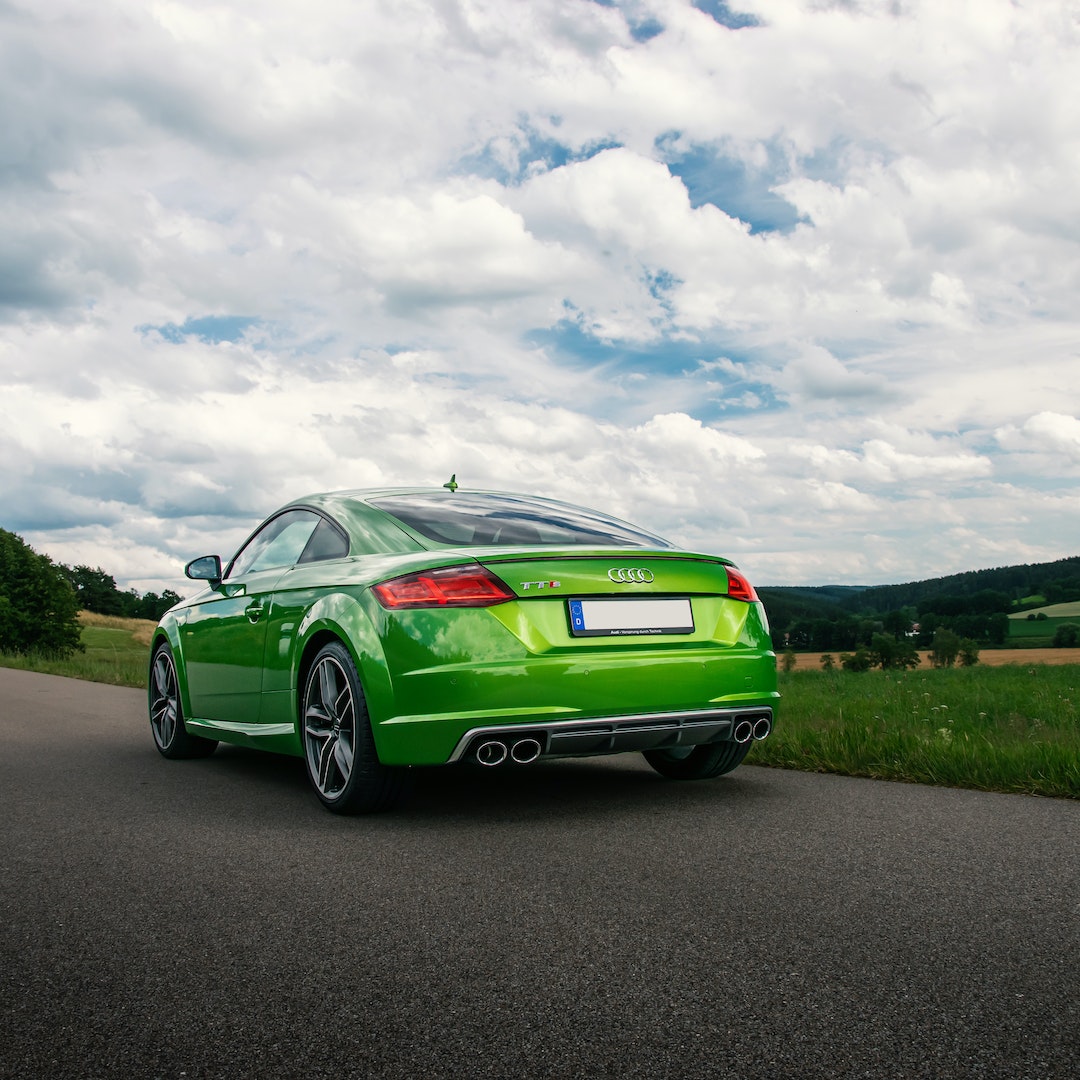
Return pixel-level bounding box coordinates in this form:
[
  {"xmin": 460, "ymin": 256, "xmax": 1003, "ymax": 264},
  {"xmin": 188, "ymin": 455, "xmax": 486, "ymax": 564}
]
[
  {"xmin": 1052, "ymin": 623, "xmax": 1080, "ymax": 648},
  {"xmin": 930, "ymin": 628, "xmax": 962, "ymax": 668},
  {"xmin": 870, "ymin": 633, "xmax": 921, "ymax": 670},
  {"xmin": 0, "ymin": 529, "xmax": 83, "ymax": 656},
  {"xmin": 57, "ymin": 564, "xmax": 127, "ymax": 615},
  {"xmin": 882, "ymin": 608, "xmax": 916, "ymax": 638},
  {"xmin": 820, "ymin": 653, "xmax": 835, "ymax": 672},
  {"xmin": 130, "ymin": 589, "xmax": 183, "ymax": 621},
  {"xmin": 780, "ymin": 649, "xmax": 797, "ymax": 673},
  {"xmin": 958, "ymin": 638, "xmax": 981, "ymax": 666}
]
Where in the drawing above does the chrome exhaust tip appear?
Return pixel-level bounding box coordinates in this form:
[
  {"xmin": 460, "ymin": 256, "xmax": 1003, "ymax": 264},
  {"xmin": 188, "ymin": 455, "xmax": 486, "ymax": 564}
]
[
  {"xmin": 510, "ymin": 737, "xmax": 542, "ymax": 764},
  {"xmin": 475, "ymin": 740, "xmax": 508, "ymax": 766},
  {"xmin": 733, "ymin": 720, "xmax": 754, "ymax": 744},
  {"xmin": 753, "ymin": 717, "xmax": 772, "ymax": 741}
]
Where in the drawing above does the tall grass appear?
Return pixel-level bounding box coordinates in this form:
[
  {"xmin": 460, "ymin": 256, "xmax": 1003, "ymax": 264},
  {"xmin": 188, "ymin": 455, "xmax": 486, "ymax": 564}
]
[
  {"xmin": 0, "ymin": 612, "xmax": 153, "ymax": 688},
  {"xmin": 754, "ymin": 665, "xmax": 1080, "ymax": 799}
]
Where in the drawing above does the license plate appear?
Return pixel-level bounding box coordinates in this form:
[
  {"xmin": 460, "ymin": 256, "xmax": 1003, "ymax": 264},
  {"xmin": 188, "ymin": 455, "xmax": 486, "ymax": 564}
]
[{"xmin": 568, "ymin": 598, "xmax": 694, "ymax": 637}]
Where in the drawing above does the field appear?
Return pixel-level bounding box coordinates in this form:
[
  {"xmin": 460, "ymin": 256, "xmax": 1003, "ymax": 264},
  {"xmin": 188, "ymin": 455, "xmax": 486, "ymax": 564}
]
[
  {"xmin": 0, "ymin": 611, "xmax": 155, "ymax": 687},
  {"xmin": 788, "ymin": 647, "xmax": 1080, "ymax": 670},
  {"xmin": 1, "ymin": 615, "xmax": 1077, "ymax": 799},
  {"xmin": 756, "ymin": 663, "xmax": 1079, "ymax": 799},
  {"xmin": 1006, "ymin": 601, "xmax": 1080, "ymax": 644}
]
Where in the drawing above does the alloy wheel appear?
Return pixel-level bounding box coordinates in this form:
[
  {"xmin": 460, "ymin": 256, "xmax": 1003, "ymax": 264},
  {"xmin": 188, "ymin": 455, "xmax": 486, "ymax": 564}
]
[{"xmin": 304, "ymin": 654, "xmax": 356, "ymax": 799}]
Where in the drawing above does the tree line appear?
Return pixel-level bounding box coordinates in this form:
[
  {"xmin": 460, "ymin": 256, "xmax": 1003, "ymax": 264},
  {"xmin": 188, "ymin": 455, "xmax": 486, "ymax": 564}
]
[
  {"xmin": 0, "ymin": 528, "xmax": 182, "ymax": 657},
  {"xmin": 761, "ymin": 557, "xmax": 1080, "ymax": 673}
]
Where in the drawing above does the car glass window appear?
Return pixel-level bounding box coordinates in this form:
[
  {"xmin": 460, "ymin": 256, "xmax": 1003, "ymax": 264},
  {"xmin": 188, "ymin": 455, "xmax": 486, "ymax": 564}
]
[
  {"xmin": 228, "ymin": 510, "xmax": 321, "ymax": 577},
  {"xmin": 369, "ymin": 493, "xmax": 671, "ymax": 548},
  {"xmin": 298, "ymin": 517, "xmax": 349, "ymax": 563}
]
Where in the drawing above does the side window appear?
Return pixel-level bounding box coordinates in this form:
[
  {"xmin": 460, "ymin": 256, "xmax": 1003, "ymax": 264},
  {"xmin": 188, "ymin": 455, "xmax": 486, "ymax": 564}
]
[
  {"xmin": 227, "ymin": 510, "xmax": 321, "ymax": 578},
  {"xmin": 298, "ymin": 518, "xmax": 349, "ymax": 563}
]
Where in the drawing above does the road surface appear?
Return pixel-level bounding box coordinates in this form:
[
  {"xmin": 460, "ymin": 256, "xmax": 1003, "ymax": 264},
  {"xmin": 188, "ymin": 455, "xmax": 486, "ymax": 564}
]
[{"xmin": 1, "ymin": 667, "xmax": 1077, "ymax": 1078}]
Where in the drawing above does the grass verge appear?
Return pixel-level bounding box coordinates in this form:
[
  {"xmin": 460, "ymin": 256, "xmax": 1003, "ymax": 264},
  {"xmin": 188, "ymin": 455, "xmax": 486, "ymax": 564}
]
[
  {"xmin": 752, "ymin": 666, "xmax": 1079, "ymax": 799},
  {"xmin": 0, "ymin": 612, "xmax": 154, "ymax": 688}
]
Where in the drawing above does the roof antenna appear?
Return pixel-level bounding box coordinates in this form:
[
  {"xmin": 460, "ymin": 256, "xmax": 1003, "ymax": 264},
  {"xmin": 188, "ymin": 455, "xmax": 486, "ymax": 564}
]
[{"xmin": 443, "ymin": 474, "xmax": 459, "ymax": 492}]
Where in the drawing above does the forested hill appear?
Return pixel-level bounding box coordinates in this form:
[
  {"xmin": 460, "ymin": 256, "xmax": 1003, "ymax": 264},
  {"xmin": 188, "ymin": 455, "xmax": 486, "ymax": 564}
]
[{"xmin": 758, "ymin": 555, "xmax": 1080, "ymax": 634}]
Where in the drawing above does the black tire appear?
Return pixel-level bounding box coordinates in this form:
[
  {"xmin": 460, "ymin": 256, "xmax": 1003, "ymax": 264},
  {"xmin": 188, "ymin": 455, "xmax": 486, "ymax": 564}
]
[
  {"xmin": 643, "ymin": 740, "xmax": 752, "ymax": 780},
  {"xmin": 301, "ymin": 641, "xmax": 410, "ymax": 814},
  {"xmin": 149, "ymin": 642, "xmax": 218, "ymax": 759}
]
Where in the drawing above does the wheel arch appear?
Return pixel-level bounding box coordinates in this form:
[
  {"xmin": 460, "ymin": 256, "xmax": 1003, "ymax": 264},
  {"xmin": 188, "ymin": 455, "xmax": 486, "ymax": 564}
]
[
  {"xmin": 149, "ymin": 619, "xmax": 196, "ymax": 724},
  {"xmin": 293, "ymin": 592, "xmax": 394, "ymax": 749}
]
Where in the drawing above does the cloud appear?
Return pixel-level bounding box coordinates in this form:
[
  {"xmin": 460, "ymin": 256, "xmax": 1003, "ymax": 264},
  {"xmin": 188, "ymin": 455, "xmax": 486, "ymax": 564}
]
[
  {"xmin": 1, "ymin": 0, "xmax": 1078, "ymax": 591},
  {"xmin": 996, "ymin": 411, "xmax": 1080, "ymax": 465}
]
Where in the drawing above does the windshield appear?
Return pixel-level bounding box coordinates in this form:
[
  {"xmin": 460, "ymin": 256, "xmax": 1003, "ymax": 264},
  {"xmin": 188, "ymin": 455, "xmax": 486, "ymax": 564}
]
[{"xmin": 369, "ymin": 492, "xmax": 672, "ymax": 549}]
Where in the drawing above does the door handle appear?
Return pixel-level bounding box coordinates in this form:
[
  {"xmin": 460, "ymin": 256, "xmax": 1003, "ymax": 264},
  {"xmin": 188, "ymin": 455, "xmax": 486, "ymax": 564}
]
[{"xmin": 245, "ymin": 600, "xmax": 264, "ymax": 623}]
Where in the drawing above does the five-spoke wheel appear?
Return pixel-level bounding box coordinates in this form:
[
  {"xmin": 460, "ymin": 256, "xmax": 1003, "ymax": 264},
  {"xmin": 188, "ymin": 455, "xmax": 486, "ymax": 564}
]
[
  {"xmin": 148, "ymin": 643, "xmax": 217, "ymax": 759},
  {"xmin": 302, "ymin": 641, "xmax": 408, "ymax": 814}
]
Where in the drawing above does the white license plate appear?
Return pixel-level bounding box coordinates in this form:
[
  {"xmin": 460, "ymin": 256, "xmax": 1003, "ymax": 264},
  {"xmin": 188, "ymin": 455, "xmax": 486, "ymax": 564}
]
[{"xmin": 568, "ymin": 598, "xmax": 694, "ymax": 637}]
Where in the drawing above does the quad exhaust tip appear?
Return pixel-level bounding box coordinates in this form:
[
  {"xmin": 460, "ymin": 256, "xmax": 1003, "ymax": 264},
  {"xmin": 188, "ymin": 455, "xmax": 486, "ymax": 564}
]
[
  {"xmin": 510, "ymin": 738, "xmax": 542, "ymax": 764},
  {"xmin": 475, "ymin": 740, "xmax": 508, "ymax": 767},
  {"xmin": 735, "ymin": 715, "xmax": 772, "ymax": 744},
  {"xmin": 474, "ymin": 737, "xmax": 543, "ymax": 766}
]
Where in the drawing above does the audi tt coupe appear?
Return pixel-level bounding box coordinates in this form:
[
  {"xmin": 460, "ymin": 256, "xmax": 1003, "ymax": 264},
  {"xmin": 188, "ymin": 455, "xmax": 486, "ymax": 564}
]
[{"xmin": 149, "ymin": 486, "xmax": 778, "ymax": 813}]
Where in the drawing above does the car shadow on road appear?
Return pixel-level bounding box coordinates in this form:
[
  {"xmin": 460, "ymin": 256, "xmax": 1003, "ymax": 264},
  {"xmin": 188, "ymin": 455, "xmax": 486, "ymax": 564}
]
[{"xmin": 201, "ymin": 745, "xmax": 779, "ymax": 826}]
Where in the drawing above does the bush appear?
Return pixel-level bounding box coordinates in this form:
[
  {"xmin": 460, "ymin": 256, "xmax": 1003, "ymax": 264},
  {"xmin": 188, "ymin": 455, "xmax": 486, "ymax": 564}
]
[
  {"xmin": 839, "ymin": 647, "xmax": 873, "ymax": 672},
  {"xmin": 0, "ymin": 529, "xmax": 83, "ymax": 657},
  {"xmin": 870, "ymin": 633, "xmax": 921, "ymax": 670}
]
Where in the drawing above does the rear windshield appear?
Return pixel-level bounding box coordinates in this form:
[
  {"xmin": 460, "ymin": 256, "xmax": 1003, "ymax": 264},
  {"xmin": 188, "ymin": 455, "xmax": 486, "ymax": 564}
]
[{"xmin": 369, "ymin": 492, "xmax": 672, "ymax": 549}]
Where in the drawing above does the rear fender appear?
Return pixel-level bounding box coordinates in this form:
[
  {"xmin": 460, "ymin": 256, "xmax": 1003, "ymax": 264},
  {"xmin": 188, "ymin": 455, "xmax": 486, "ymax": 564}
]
[{"xmin": 294, "ymin": 592, "xmax": 394, "ymax": 746}]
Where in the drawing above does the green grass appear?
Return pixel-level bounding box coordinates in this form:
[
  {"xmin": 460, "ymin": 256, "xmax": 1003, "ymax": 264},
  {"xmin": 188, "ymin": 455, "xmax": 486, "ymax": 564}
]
[
  {"xmin": 1007, "ymin": 601, "xmax": 1080, "ymax": 645},
  {"xmin": 1008, "ymin": 600, "xmax": 1080, "ymax": 619},
  {"xmin": 0, "ymin": 615, "xmax": 152, "ymax": 688},
  {"xmin": 4, "ymin": 618, "xmax": 1078, "ymax": 799},
  {"xmin": 752, "ymin": 665, "xmax": 1080, "ymax": 799}
]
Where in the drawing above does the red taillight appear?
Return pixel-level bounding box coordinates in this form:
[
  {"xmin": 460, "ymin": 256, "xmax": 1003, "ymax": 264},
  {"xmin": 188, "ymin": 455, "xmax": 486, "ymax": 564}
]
[
  {"xmin": 372, "ymin": 564, "xmax": 516, "ymax": 609},
  {"xmin": 726, "ymin": 566, "xmax": 758, "ymax": 602}
]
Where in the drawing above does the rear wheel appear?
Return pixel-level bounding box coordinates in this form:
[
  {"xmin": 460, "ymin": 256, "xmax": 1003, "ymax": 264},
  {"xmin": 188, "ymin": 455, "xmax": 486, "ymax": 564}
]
[
  {"xmin": 302, "ymin": 641, "xmax": 409, "ymax": 814},
  {"xmin": 149, "ymin": 643, "xmax": 218, "ymax": 759},
  {"xmin": 643, "ymin": 740, "xmax": 752, "ymax": 780}
]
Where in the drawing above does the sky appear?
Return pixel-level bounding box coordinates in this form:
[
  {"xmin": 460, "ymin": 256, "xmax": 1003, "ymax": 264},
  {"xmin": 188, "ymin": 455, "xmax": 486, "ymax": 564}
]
[{"xmin": 2, "ymin": 0, "xmax": 1078, "ymax": 594}]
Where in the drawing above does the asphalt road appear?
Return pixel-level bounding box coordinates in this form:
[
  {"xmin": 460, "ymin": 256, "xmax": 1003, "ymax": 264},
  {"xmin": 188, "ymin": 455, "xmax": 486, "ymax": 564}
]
[{"xmin": 1, "ymin": 667, "xmax": 1078, "ymax": 1080}]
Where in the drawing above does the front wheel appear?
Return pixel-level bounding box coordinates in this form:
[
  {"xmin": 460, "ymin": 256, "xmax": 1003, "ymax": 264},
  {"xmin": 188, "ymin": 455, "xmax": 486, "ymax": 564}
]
[
  {"xmin": 149, "ymin": 643, "xmax": 218, "ymax": 759},
  {"xmin": 643, "ymin": 740, "xmax": 752, "ymax": 780},
  {"xmin": 302, "ymin": 641, "xmax": 409, "ymax": 814}
]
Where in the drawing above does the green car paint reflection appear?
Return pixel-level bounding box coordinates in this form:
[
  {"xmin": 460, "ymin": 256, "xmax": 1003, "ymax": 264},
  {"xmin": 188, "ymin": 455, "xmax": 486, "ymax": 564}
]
[{"xmin": 149, "ymin": 488, "xmax": 778, "ymax": 814}]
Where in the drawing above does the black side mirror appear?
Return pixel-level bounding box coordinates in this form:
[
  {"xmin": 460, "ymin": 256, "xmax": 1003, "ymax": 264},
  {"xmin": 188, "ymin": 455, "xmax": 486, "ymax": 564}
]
[{"xmin": 185, "ymin": 555, "xmax": 223, "ymax": 585}]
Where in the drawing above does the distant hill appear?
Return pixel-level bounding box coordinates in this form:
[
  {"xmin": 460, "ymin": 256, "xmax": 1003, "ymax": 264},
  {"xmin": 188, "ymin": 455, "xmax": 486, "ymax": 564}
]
[{"xmin": 758, "ymin": 555, "xmax": 1080, "ymax": 645}]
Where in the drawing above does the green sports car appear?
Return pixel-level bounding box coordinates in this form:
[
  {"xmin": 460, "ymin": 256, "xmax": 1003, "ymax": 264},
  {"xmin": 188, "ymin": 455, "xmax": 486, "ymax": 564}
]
[{"xmin": 149, "ymin": 486, "xmax": 778, "ymax": 813}]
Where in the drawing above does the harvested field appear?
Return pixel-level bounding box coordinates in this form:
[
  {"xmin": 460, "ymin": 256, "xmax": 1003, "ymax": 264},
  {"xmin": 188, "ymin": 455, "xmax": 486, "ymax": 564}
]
[{"xmin": 786, "ymin": 647, "xmax": 1080, "ymax": 670}]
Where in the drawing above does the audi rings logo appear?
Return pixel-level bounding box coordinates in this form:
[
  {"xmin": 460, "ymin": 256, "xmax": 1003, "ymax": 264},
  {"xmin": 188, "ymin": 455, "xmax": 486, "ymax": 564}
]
[{"xmin": 607, "ymin": 567, "xmax": 654, "ymax": 583}]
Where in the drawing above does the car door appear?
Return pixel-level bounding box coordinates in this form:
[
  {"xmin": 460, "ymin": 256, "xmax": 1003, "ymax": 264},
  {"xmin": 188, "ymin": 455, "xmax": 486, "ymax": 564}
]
[{"xmin": 180, "ymin": 510, "xmax": 323, "ymax": 725}]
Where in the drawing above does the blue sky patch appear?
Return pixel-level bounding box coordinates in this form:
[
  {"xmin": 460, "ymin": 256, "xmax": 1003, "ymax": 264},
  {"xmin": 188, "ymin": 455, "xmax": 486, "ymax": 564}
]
[
  {"xmin": 139, "ymin": 315, "xmax": 260, "ymax": 344},
  {"xmin": 691, "ymin": 2, "xmax": 760, "ymax": 29},
  {"xmin": 659, "ymin": 137, "xmax": 803, "ymax": 234},
  {"xmin": 628, "ymin": 16, "xmax": 664, "ymax": 42},
  {"xmin": 459, "ymin": 125, "xmax": 622, "ymax": 186},
  {"xmin": 527, "ymin": 317, "xmax": 782, "ymax": 422}
]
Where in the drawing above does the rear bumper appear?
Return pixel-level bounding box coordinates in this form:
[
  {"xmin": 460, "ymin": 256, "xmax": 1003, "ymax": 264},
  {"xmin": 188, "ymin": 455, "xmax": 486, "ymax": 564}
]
[{"xmin": 447, "ymin": 705, "xmax": 775, "ymax": 763}]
